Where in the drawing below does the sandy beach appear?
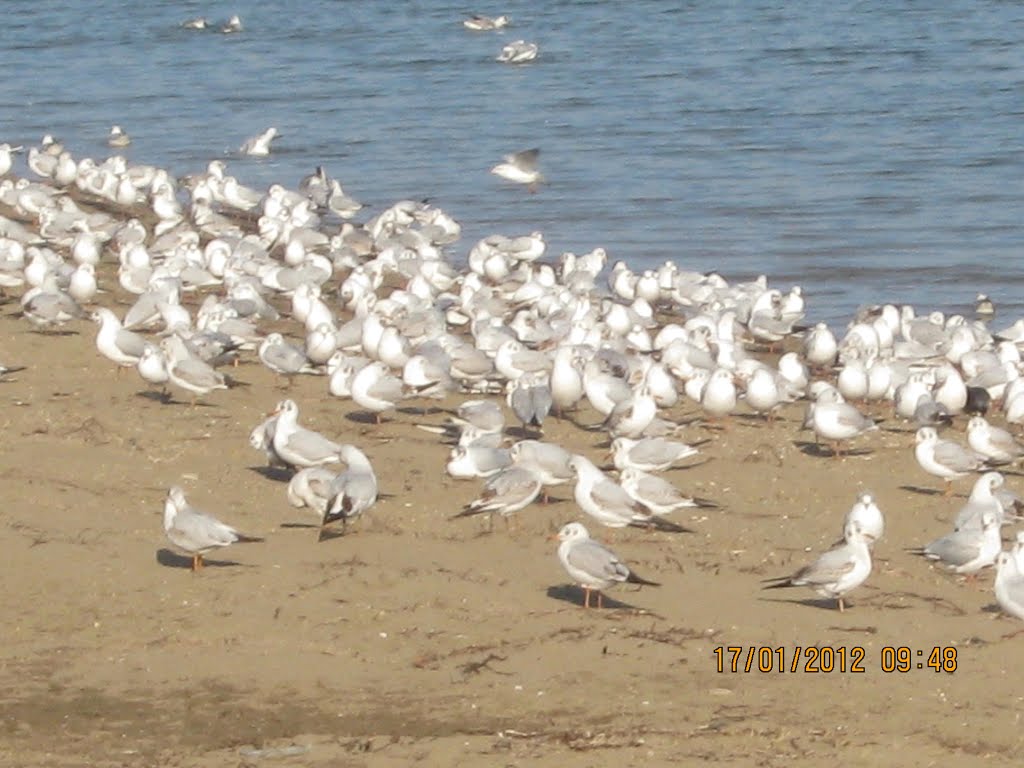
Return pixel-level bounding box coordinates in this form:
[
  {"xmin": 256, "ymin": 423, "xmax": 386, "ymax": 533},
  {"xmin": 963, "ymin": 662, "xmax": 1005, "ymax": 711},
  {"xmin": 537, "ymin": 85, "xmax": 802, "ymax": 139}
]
[{"xmin": 2, "ymin": 189, "xmax": 1024, "ymax": 768}]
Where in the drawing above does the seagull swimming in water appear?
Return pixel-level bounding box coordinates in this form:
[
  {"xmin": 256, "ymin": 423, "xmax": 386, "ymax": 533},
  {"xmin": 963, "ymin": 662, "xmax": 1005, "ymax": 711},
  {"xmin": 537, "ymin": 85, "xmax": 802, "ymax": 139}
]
[
  {"xmin": 496, "ymin": 40, "xmax": 538, "ymax": 64},
  {"xmin": 107, "ymin": 125, "xmax": 131, "ymax": 148},
  {"xmin": 240, "ymin": 127, "xmax": 278, "ymax": 156},
  {"xmin": 463, "ymin": 14, "xmax": 509, "ymax": 31},
  {"xmin": 491, "ymin": 148, "xmax": 543, "ymax": 191}
]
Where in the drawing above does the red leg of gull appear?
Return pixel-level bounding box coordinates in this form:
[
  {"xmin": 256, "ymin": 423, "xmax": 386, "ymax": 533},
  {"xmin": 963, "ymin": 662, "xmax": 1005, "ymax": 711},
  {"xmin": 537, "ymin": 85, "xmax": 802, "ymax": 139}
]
[{"xmin": 583, "ymin": 587, "xmax": 592, "ymax": 608}]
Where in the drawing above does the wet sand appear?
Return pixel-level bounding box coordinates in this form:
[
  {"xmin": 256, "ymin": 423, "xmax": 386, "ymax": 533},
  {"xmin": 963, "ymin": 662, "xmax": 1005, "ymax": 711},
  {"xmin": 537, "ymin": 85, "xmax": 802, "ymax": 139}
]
[{"xmin": 2, "ymin": 212, "xmax": 1023, "ymax": 767}]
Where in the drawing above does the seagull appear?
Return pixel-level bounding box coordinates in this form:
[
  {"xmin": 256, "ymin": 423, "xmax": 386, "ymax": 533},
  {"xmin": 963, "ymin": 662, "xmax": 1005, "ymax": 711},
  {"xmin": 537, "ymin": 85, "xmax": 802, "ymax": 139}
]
[
  {"xmin": 0, "ymin": 143, "xmax": 23, "ymax": 176},
  {"xmin": 240, "ymin": 127, "xmax": 278, "ymax": 156},
  {"xmin": 221, "ymin": 14, "xmax": 242, "ymax": 33},
  {"xmin": 700, "ymin": 368, "xmax": 738, "ymax": 424},
  {"xmin": 445, "ymin": 443, "xmax": 513, "ymax": 479},
  {"xmin": 463, "ymin": 14, "xmax": 509, "ymax": 30},
  {"xmin": 506, "ymin": 372, "xmax": 552, "ymax": 434},
  {"xmin": 911, "ymin": 511, "xmax": 1001, "ymax": 576},
  {"xmin": 843, "ymin": 491, "xmax": 884, "ymax": 545},
  {"xmin": 0, "ymin": 362, "xmax": 27, "ymax": 380},
  {"xmin": 321, "ymin": 445, "xmax": 378, "ymax": 539},
  {"xmin": 258, "ymin": 332, "xmax": 318, "ymax": 382},
  {"xmin": 496, "ymin": 39, "xmax": 538, "ymax": 64},
  {"xmin": 568, "ymin": 455, "xmax": 692, "ymax": 533},
  {"xmin": 802, "ymin": 399, "xmax": 877, "ymax": 458},
  {"xmin": 181, "ymin": 16, "xmax": 208, "ymax": 30},
  {"xmin": 107, "ymin": 125, "xmax": 131, "ymax": 148},
  {"xmin": 762, "ymin": 520, "xmax": 873, "ymax": 612},
  {"xmin": 286, "ymin": 466, "xmax": 338, "ymax": 518},
  {"xmin": 270, "ymin": 399, "xmax": 343, "ymax": 469},
  {"xmin": 802, "ymin": 322, "xmax": 838, "ymax": 368},
  {"xmin": 91, "ymin": 308, "xmax": 149, "ymax": 369},
  {"xmin": 20, "ymin": 282, "xmax": 87, "ymax": 330},
  {"xmin": 350, "ymin": 361, "xmax": 405, "ymax": 423},
  {"xmin": 994, "ymin": 551, "xmax": 1024, "ymax": 622},
  {"xmin": 509, "ymin": 439, "xmax": 573, "ymax": 499},
  {"xmin": 610, "ymin": 436, "xmax": 700, "ymax": 473},
  {"xmin": 452, "ymin": 465, "xmax": 542, "ymax": 529},
  {"xmin": 491, "ymin": 148, "xmax": 543, "ymax": 190},
  {"xmin": 162, "ymin": 486, "xmax": 263, "ymax": 571},
  {"xmin": 966, "ymin": 416, "xmax": 1024, "ymax": 466},
  {"xmin": 249, "ymin": 413, "xmax": 287, "ymax": 469},
  {"xmin": 953, "ymin": 472, "xmax": 1008, "ymax": 530},
  {"xmin": 914, "ymin": 426, "xmax": 987, "ymax": 495},
  {"xmin": 135, "ymin": 344, "xmax": 169, "ymax": 396},
  {"xmin": 555, "ymin": 522, "xmax": 659, "ymax": 608},
  {"xmin": 619, "ymin": 468, "xmax": 718, "ymax": 516},
  {"xmin": 975, "ymin": 293, "xmax": 996, "ymax": 319},
  {"xmin": 160, "ymin": 336, "xmax": 231, "ymax": 404},
  {"xmin": 449, "ymin": 399, "xmax": 504, "ymax": 435}
]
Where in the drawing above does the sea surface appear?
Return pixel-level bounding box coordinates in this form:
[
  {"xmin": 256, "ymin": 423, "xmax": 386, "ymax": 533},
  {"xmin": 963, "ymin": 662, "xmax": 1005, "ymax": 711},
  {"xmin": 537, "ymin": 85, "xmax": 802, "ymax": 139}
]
[{"xmin": 2, "ymin": 0, "xmax": 1023, "ymax": 328}]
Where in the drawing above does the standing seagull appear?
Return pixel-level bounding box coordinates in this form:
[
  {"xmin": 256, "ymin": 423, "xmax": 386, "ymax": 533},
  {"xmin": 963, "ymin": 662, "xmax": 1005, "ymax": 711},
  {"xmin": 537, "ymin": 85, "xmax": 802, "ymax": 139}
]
[
  {"xmin": 994, "ymin": 551, "xmax": 1024, "ymax": 623},
  {"xmin": 911, "ymin": 511, "xmax": 1001, "ymax": 577},
  {"xmin": 966, "ymin": 416, "xmax": 1024, "ymax": 466},
  {"xmin": 843, "ymin": 491, "xmax": 884, "ymax": 545},
  {"xmin": 491, "ymin": 148, "xmax": 543, "ymax": 191},
  {"xmin": 914, "ymin": 426, "xmax": 987, "ymax": 496},
  {"xmin": 802, "ymin": 398, "xmax": 877, "ymax": 458},
  {"xmin": 320, "ymin": 445, "xmax": 379, "ymax": 539},
  {"xmin": 270, "ymin": 399, "xmax": 343, "ymax": 469},
  {"xmin": 568, "ymin": 455, "xmax": 692, "ymax": 533},
  {"xmin": 92, "ymin": 308, "xmax": 149, "ymax": 370},
  {"xmin": 555, "ymin": 522, "xmax": 660, "ymax": 608},
  {"xmin": 162, "ymin": 486, "xmax": 263, "ymax": 571},
  {"xmin": 762, "ymin": 520, "xmax": 873, "ymax": 612},
  {"xmin": 452, "ymin": 465, "xmax": 542, "ymax": 530}
]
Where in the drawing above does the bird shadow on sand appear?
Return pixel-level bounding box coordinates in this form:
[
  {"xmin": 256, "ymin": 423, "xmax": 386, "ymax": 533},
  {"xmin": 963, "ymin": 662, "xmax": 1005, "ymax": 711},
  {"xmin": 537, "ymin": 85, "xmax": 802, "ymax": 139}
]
[
  {"xmin": 134, "ymin": 390, "xmax": 217, "ymax": 408},
  {"xmin": 248, "ymin": 465, "xmax": 292, "ymax": 483},
  {"xmin": 280, "ymin": 521, "xmax": 320, "ymax": 530},
  {"xmin": 759, "ymin": 594, "xmax": 846, "ymax": 612},
  {"xmin": 156, "ymin": 548, "xmax": 246, "ymax": 570},
  {"xmin": 899, "ymin": 484, "xmax": 947, "ymax": 496},
  {"xmin": 546, "ymin": 584, "xmax": 647, "ymax": 612},
  {"xmin": 316, "ymin": 528, "xmax": 350, "ymax": 543},
  {"xmin": 792, "ymin": 441, "xmax": 873, "ymax": 459},
  {"xmin": 134, "ymin": 390, "xmax": 174, "ymax": 405},
  {"xmin": 398, "ymin": 405, "xmax": 444, "ymax": 417},
  {"xmin": 344, "ymin": 411, "xmax": 387, "ymax": 425},
  {"xmin": 27, "ymin": 327, "xmax": 79, "ymax": 337},
  {"xmin": 505, "ymin": 425, "xmax": 545, "ymax": 440}
]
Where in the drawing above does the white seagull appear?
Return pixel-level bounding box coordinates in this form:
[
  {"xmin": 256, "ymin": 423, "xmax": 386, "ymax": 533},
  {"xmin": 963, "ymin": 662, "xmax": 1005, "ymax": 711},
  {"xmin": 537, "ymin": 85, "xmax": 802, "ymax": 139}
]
[
  {"xmin": 163, "ymin": 486, "xmax": 263, "ymax": 571},
  {"xmin": 240, "ymin": 127, "xmax": 278, "ymax": 156},
  {"xmin": 762, "ymin": 520, "xmax": 873, "ymax": 612},
  {"xmin": 555, "ymin": 522, "xmax": 659, "ymax": 608},
  {"xmin": 491, "ymin": 148, "xmax": 543, "ymax": 190}
]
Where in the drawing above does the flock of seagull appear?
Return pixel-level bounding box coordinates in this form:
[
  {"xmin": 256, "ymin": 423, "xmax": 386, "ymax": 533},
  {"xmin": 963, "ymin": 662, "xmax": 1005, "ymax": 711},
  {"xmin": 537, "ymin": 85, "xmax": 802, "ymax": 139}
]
[{"xmin": 4, "ymin": 63, "xmax": 1024, "ymax": 621}]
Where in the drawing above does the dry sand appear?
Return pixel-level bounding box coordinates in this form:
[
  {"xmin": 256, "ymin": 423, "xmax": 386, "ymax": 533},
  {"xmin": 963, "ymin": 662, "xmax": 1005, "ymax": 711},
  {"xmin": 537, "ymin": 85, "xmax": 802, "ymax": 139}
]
[{"xmin": 2, "ymin": 217, "xmax": 1023, "ymax": 767}]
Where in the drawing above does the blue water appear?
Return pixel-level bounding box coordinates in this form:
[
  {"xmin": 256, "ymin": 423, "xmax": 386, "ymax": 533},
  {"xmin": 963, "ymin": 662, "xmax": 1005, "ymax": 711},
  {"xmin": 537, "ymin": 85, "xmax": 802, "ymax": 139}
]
[{"xmin": 2, "ymin": 1, "xmax": 1023, "ymax": 327}]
